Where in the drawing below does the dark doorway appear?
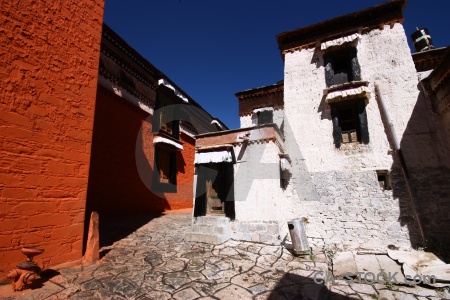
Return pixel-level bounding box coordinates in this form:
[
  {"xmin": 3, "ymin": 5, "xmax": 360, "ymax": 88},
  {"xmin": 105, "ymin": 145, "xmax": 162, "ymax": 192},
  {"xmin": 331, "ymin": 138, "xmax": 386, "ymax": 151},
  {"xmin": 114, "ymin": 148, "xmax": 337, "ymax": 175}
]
[{"xmin": 194, "ymin": 162, "xmax": 235, "ymax": 219}]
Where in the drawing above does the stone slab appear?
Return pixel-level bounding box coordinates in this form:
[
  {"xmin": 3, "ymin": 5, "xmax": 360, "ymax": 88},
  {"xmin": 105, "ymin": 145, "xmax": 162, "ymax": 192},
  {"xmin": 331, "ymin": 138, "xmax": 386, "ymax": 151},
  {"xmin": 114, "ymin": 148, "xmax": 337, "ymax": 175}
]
[
  {"xmin": 421, "ymin": 264, "xmax": 450, "ymax": 280},
  {"xmin": 333, "ymin": 251, "xmax": 357, "ymax": 277},
  {"xmin": 354, "ymin": 254, "xmax": 381, "ymax": 274},
  {"xmin": 375, "ymin": 254, "xmax": 405, "ymax": 283},
  {"xmin": 387, "ymin": 250, "xmax": 445, "ymax": 268}
]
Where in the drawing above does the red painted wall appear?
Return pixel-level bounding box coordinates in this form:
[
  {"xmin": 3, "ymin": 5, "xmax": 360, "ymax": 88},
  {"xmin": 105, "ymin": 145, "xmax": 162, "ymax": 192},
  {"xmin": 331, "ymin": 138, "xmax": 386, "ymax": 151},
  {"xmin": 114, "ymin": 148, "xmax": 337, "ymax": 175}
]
[
  {"xmin": 0, "ymin": 0, "xmax": 104, "ymax": 282},
  {"xmin": 85, "ymin": 86, "xmax": 196, "ymax": 217},
  {"xmin": 85, "ymin": 86, "xmax": 167, "ymax": 215},
  {"xmin": 166, "ymin": 131, "xmax": 196, "ymax": 209}
]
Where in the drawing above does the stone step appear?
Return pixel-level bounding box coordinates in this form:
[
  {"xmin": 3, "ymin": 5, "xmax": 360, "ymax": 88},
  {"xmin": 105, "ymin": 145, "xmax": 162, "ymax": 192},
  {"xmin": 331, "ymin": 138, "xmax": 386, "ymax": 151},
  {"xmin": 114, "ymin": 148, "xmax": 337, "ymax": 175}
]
[
  {"xmin": 193, "ymin": 216, "xmax": 230, "ymax": 226},
  {"xmin": 214, "ymin": 226, "xmax": 226, "ymax": 235},
  {"xmin": 191, "ymin": 224, "xmax": 230, "ymax": 235},
  {"xmin": 188, "ymin": 216, "xmax": 231, "ymax": 244},
  {"xmin": 185, "ymin": 232, "xmax": 230, "ymax": 244}
]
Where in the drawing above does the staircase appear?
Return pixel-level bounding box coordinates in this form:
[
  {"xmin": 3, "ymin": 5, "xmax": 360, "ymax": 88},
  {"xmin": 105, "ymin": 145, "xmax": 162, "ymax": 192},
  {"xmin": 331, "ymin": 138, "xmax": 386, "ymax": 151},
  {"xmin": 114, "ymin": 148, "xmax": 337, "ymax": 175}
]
[{"xmin": 185, "ymin": 215, "xmax": 231, "ymax": 244}]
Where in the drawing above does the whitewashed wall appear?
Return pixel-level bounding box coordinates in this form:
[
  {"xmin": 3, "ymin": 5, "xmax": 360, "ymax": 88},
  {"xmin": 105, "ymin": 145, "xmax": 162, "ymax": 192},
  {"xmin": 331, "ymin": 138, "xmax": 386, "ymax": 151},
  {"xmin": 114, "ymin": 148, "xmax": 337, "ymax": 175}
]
[
  {"xmin": 230, "ymin": 141, "xmax": 288, "ymax": 243},
  {"xmin": 282, "ymin": 23, "xmax": 421, "ymax": 249},
  {"xmin": 239, "ymin": 108, "xmax": 284, "ymax": 130}
]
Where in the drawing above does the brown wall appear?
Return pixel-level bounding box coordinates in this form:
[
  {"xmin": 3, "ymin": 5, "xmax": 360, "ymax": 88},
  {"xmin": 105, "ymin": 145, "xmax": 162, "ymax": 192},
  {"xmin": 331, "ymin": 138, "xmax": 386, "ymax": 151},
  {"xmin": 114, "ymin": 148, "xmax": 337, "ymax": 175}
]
[{"xmin": 0, "ymin": 0, "xmax": 104, "ymax": 281}]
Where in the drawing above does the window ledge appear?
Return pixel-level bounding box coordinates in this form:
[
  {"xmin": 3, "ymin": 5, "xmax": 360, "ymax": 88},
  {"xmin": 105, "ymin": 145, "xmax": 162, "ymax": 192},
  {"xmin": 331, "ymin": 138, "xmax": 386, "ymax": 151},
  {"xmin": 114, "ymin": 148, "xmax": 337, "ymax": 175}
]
[
  {"xmin": 321, "ymin": 33, "xmax": 360, "ymax": 51},
  {"xmin": 153, "ymin": 131, "xmax": 181, "ymax": 142},
  {"xmin": 324, "ymin": 81, "xmax": 370, "ymax": 104}
]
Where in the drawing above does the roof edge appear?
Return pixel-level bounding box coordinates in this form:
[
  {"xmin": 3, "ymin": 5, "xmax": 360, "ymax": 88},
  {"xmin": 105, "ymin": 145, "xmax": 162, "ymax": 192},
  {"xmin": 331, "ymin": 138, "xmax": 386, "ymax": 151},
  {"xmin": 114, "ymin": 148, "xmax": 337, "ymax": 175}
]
[
  {"xmin": 235, "ymin": 80, "xmax": 284, "ymax": 99},
  {"xmin": 276, "ymin": 0, "xmax": 407, "ymax": 53}
]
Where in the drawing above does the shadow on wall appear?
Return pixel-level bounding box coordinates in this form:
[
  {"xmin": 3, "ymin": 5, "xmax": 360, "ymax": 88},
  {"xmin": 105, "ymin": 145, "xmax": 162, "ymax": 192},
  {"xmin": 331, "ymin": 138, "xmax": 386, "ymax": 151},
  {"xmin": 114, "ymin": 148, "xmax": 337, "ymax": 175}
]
[
  {"xmin": 266, "ymin": 273, "xmax": 359, "ymax": 299},
  {"xmin": 176, "ymin": 150, "xmax": 186, "ymax": 174},
  {"xmin": 391, "ymin": 87, "xmax": 450, "ymax": 261},
  {"xmin": 83, "ymin": 87, "xmax": 171, "ymax": 253}
]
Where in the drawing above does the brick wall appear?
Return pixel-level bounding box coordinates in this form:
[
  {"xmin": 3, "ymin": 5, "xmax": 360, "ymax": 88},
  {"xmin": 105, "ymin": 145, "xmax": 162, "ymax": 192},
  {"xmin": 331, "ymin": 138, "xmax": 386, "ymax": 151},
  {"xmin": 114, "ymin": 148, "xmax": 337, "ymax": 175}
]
[{"xmin": 0, "ymin": 0, "xmax": 104, "ymax": 282}]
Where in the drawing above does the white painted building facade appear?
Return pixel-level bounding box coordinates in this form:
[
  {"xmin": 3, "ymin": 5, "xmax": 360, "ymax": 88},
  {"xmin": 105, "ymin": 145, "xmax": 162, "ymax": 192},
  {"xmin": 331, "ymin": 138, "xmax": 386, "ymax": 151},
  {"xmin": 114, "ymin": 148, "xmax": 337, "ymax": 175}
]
[{"xmin": 188, "ymin": 0, "xmax": 450, "ymax": 252}]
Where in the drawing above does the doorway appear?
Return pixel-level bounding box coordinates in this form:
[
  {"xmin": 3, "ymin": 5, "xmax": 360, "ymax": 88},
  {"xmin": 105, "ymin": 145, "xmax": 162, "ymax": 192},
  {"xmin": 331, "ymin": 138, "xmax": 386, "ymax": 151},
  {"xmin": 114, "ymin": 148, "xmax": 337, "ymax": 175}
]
[{"xmin": 194, "ymin": 162, "xmax": 235, "ymax": 219}]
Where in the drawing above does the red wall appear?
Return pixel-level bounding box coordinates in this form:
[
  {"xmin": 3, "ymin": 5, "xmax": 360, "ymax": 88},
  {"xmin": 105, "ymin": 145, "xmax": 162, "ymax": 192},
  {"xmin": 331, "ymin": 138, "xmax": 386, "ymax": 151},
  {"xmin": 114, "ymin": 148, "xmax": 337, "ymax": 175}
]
[
  {"xmin": 86, "ymin": 86, "xmax": 166, "ymax": 215},
  {"xmin": 167, "ymin": 131, "xmax": 196, "ymax": 209},
  {"xmin": 0, "ymin": 0, "xmax": 104, "ymax": 282},
  {"xmin": 85, "ymin": 86, "xmax": 196, "ymax": 217}
]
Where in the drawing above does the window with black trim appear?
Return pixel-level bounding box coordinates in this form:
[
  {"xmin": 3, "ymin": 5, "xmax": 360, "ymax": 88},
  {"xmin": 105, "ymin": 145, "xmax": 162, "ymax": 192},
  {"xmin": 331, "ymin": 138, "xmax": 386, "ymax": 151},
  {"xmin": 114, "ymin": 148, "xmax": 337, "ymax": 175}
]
[
  {"xmin": 257, "ymin": 110, "xmax": 273, "ymax": 125},
  {"xmin": 330, "ymin": 99, "xmax": 369, "ymax": 148},
  {"xmin": 154, "ymin": 104, "xmax": 180, "ymax": 140},
  {"xmin": 154, "ymin": 147, "xmax": 176, "ymax": 185},
  {"xmin": 376, "ymin": 170, "xmax": 391, "ymax": 191},
  {"xmin": 324, "ymin": 47, "xmax": 361, "ymax": 87}
]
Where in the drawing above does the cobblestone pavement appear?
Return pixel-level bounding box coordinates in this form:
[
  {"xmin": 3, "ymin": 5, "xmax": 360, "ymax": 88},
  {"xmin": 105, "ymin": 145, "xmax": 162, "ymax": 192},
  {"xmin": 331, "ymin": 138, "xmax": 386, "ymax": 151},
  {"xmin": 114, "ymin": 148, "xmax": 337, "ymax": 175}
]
[{"xmin": 1, "ymin": 211, "xmax": 448, "ymax": 300}]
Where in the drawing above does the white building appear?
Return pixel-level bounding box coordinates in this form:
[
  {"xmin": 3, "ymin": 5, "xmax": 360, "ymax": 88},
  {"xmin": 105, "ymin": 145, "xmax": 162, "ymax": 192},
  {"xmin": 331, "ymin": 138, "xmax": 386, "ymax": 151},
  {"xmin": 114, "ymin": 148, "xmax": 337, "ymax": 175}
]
[{"xmin": 187, "ymin": 0, "xmax": 450, "ymax": 252}]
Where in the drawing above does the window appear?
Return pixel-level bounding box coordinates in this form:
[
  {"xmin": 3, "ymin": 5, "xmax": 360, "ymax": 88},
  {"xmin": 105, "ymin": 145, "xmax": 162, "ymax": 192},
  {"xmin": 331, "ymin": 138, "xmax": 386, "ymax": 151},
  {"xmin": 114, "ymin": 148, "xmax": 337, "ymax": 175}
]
[
  {"xmin": 324, "ymin": 47, "xmax": 361, "ymax": 87},
  {"xmin": 376, "ymin": 170, "xmax": 391, "ymax": 191},
  {"xmin": 154, "ymin": 147, "xmax": 176, "ymax": 185},
  {"xmin": 257, "ymin": 110, "xmax": 273, "ymax": 125},
  {"xmin": 154, "ymin": 104, "xmax": 180, "ymax": 139},
  {"xmin": 331, "ymin": 99, "xmax": 369, "ymax": 148}
]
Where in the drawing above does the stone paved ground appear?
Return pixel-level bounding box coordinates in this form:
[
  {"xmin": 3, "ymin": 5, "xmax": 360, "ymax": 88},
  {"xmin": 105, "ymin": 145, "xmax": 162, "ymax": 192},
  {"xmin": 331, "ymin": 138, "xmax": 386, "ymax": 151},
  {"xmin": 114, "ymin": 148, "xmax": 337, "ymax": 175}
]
[{"xmin": 1, "ymin": 210, "xmax": 448, "ymax": 300}]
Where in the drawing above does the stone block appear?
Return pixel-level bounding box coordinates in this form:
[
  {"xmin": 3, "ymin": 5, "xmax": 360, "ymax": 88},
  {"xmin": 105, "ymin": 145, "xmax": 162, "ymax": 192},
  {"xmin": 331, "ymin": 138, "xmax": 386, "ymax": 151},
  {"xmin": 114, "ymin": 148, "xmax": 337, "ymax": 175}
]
[
  {"xmin": 333, "ymin": 251, "xmax": 357, "ymax": 277},
  {"xmin": 242, "ymin": 233, "xmax": 252, "ymax": 241},
  {"xmin": 267, "ymin": 224, "xmax": 279, "ymax": 235},
  {"xmin": 256, "ymin": 224, "xmax": 267, "ymax": 232},
  {"xmin": 238, "ymin": 223, "xmax": 248, "ymax": 232},
  {"xmin": 185, "ymin": 233, "xmax": 229, "ymax": 244},
  {"xmin": 251, "ymin": 233, "xmax": 260, "ymax": 242},
  {"xmin": 345, "ymin": 222, "xmax": 366, "ymax": 229},
  {"xmin": 354, "ymin": 254, "xmax": 381, "ymax": 275}
]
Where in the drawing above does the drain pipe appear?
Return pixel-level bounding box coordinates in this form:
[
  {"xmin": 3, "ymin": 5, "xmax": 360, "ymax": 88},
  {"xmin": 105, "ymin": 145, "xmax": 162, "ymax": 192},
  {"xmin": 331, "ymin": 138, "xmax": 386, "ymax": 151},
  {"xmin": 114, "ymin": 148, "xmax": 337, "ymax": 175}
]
[{"xmin": 374, "ymin": 84, "xmax": 426, "ymax": 242}]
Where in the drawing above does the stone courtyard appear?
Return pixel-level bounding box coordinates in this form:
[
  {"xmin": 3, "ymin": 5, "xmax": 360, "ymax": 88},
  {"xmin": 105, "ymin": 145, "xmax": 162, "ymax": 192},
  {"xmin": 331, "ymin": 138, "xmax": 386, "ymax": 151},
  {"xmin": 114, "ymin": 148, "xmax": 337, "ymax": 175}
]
[{"xmin": 0, "ymin": 210, "xmax": 448, "ymax": 300}]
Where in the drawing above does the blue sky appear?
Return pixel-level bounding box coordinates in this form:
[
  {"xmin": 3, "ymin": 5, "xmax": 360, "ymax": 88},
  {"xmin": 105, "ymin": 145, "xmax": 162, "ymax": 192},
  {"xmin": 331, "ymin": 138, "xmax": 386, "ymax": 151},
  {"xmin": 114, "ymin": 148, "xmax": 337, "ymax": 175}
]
[{"xmin": 104, "ymin": 1, "xmax": 449, "ymax": 129}]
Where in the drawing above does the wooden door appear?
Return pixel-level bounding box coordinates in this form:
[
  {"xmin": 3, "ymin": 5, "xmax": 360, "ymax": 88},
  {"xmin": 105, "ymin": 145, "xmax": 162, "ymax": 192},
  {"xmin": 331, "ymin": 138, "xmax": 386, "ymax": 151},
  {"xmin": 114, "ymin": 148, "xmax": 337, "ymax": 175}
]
[{"xmin": 206, "ymin": 164, "xmax": 225, "ymax": 215}]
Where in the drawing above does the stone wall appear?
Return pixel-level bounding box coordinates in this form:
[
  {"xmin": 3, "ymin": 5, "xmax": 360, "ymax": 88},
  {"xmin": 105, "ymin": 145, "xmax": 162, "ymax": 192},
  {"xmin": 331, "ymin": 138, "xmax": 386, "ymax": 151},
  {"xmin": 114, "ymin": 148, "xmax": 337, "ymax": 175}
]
[
  {"xmin": 397, "ymin": 88, "xmax": 450, "ymax": 250},
  {"xmin": 300, "ymin": 170, "xmax": 412, "ymax": 249},
  {"xmin": 0, "ymin": 0, "xmax": 104, "ymax": 282},
  {"xmin": 415, "ymin": 62, "xmax": 450, "ymax": 246},
  {"xmin": 441, "ymin": 112, "xmax": 450, "ymax": 169},
  {"xmin": 230, "ymin": 220, "xmax": 280, "ymax": 245},
  {"xmin": 282, "ymin": 23, "xmax": 425, "ymax": 250}
]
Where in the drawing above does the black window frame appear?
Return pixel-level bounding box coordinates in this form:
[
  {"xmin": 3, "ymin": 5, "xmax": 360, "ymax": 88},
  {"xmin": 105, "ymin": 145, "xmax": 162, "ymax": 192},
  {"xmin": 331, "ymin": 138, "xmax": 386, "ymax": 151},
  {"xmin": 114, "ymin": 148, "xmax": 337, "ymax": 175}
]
[
  {"xmin": 153, "ymin": 102, "xmax": 180, "ymax": 140},
  {"xmin": 330, "ymin": 99, "xmax": 369, "ymax": 148},
  {"xmin": 324, "ymin": 46, "xmax": 361, "ymax": 87},
  {"xmin": 153, "ymin": 146, "xmax": 177, "ymax": 192},
  {"xmin": 256, "ymin": 110, "xmax": 273, "ymax": 125},
  {"xmin": 376, "ymin": 170, "xmax": 392, "ymax": 191}
]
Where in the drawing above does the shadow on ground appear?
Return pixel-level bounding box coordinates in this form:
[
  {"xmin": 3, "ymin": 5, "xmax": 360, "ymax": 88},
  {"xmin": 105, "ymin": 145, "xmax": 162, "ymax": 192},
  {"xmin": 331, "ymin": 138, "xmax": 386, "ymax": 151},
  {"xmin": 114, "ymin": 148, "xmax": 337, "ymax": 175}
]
[
  {"xmin": 98, "ymin": 213, "xmax": 163, "ymax": 251},
  {"xmin": 266, "ymin": 273, "xmax": 359, "ymax": 300}
]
